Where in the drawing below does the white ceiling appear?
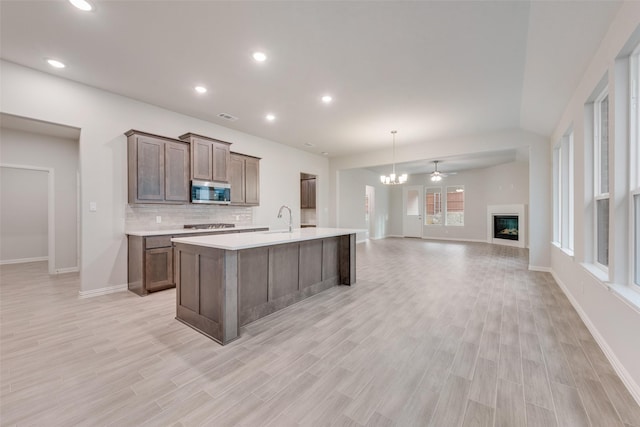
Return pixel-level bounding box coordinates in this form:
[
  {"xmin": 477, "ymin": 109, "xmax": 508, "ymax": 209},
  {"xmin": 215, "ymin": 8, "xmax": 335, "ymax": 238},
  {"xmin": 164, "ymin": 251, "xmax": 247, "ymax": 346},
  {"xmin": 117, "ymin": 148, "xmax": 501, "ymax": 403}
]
[
  {"xmin": 0, "ymin": 0, "xmax": 622, "ymax": 162},
  {"xmin": 367, "ymin": 148, "xmax": 524, "ymax": 176}
]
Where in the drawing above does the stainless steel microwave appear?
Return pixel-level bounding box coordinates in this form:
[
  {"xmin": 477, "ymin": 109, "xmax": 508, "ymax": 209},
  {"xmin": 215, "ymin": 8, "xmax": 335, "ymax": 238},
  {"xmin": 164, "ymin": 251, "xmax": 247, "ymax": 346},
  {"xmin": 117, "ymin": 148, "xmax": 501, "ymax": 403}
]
[{"xmin": 191, "ymin": 180, "xmax": 231, "ymax": 204}]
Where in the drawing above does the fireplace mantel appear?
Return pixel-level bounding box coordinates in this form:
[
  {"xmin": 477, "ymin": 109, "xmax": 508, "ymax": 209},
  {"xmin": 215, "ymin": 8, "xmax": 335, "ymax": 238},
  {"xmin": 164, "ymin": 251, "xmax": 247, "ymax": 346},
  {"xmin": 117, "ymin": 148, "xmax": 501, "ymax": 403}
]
[{"xmin": 487, "ymin": 204, "xmax": 527, "ymax": 248}]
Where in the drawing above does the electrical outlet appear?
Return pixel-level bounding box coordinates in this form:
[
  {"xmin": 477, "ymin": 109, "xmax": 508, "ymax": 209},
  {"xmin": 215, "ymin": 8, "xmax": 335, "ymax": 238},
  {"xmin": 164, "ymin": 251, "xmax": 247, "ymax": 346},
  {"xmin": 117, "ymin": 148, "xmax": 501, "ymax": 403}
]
[{"xmin": 156, "ymin": 216, "xmax": 162, "ymax": 224}]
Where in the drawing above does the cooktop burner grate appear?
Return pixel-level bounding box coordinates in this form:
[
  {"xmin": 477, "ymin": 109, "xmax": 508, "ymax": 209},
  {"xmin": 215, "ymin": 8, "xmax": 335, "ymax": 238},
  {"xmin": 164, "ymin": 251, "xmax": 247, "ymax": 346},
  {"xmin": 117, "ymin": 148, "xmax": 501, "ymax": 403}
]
[{"xmin": 183, "ymin": 223, "xmax": 236, "ymax": 230}]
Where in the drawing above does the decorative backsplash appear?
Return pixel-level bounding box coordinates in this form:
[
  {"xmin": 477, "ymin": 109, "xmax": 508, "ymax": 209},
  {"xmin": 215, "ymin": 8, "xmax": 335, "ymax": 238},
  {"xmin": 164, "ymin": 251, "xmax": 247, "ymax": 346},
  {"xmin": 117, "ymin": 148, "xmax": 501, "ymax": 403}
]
[{"xmin": 125, "ymin": 204, "xmax": 253, "ymax": 231}]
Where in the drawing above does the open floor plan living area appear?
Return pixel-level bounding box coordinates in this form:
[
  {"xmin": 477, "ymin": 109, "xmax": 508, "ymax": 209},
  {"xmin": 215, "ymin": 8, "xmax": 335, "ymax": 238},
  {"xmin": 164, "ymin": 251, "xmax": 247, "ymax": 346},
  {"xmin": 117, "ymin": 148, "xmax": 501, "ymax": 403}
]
[{"xmin": 1, "ymin": 1, "xmax": 639, "ymax": 426}]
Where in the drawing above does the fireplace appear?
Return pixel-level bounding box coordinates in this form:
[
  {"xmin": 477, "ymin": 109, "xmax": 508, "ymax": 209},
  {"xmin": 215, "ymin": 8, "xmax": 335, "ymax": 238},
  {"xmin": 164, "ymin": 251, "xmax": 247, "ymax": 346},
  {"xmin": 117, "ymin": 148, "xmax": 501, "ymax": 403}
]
[
  {"xmin": 487, "ymin": 205, "xmax": 526, "ymax": 248},
  {"xmin": 493, "ymin": 215, "xmax": 519, "ymax": 241}
]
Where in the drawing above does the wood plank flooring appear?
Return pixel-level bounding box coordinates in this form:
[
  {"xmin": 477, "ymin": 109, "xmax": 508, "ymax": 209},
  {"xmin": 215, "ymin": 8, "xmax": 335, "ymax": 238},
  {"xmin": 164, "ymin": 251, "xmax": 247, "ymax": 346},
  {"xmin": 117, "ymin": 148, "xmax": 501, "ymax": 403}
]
[{"xmin": 2, "ymin": 238, "xmax": 639, "ymax": 426}]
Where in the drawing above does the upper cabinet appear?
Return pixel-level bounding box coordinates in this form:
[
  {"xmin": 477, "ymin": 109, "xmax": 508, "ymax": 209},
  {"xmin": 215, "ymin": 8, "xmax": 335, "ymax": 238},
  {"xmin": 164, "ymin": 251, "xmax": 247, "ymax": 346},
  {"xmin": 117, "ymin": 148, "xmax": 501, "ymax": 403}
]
[
  {"xmin": 301, "ymin": 178, "xmax": 316, "ymax": 209},
  {"xmin": 179, "ymin": 133, "xmax": 231, "ymax": 182},
  {"xmin": 126, "ymin": 130, "xmax": 190, "ymax": 204},
  {"xmin": 229, "ymin": 152, "xmax": 260, "ymax": 206}
]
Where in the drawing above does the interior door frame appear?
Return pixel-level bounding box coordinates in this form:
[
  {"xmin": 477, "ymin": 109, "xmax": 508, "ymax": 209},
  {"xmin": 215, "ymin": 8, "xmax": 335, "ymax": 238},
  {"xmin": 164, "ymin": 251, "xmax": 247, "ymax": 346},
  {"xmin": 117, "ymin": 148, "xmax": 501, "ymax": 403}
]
[
  {"xmin": 403, "ymin": 184, "xmax": 424, "ymax": 238},
  {"xmin": 1, "ymin": 163, "xmax": 55, "ymax": 274}
]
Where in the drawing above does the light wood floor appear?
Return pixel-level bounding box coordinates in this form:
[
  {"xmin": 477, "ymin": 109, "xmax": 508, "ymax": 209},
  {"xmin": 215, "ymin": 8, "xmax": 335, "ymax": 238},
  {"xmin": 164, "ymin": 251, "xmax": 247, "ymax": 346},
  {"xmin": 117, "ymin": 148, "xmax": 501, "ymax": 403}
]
[{"xmin": 2, "ymin": 238, "xmax": 639, "ymax": 426}]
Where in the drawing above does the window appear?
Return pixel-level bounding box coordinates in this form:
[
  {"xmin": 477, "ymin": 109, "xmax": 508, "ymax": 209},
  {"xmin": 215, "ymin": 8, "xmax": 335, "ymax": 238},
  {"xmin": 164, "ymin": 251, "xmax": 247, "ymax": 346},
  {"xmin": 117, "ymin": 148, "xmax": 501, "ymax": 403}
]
[
  {"xmin": 425, "ymin": 187, "xmax": 442, "ymax": 225},
  {"xmin": 552, "ymin": 130, "xmax": 574, "ymax": 251},
  {"xmin": 594, "ymin": 89, "xmax": 609, "ymax": 268},
  {"xmin": 631, "ymin": 46, "xmax": 640, "ymax": 286},
  {"xmin": 445, "ymin": 185, "xmax": 464, "ymax": 226},
  {"xmin": 553, "ymin": 145, "xmax": 561, "ymax": 244}
]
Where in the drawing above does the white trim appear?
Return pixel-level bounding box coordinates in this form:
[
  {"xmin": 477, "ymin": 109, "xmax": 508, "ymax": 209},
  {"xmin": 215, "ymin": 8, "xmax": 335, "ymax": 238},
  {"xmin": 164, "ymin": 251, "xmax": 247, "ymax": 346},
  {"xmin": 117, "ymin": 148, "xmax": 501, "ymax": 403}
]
[
  {"xmin": 78, "ymin": 284, "xmax": 128, "ymax": 298},
  {"xmin": 55, "ymin": 266, "xmax": 79, "ymax": 274},
  {"xmin": 528, "ymin": 265, "xmax": 551, "ymax": 272},
  {"xmin": 0, "ymin": 256, "xmax": 48, "ymax": 265},
  {"xmin": 550, "ymin": 269, "xmax": 640, "ymax": 406},
  {"xmin": 422, "ymin": 236, "xmax": 487, "ymax": 244},
  {"xmin": 0, "ymin": 163, "xmax": 55, "ymax": 274}
]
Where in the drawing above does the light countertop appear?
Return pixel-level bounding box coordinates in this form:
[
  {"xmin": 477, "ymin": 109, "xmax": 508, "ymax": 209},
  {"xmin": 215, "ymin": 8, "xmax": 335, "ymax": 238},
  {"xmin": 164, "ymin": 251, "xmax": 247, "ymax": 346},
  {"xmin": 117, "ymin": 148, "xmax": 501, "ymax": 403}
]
[
  {"xmin": 126, "ymin": 225, "xmax": 268, "ymax": 237},
  {"xmin": 172, "ymin": 227, "xmax": 363, "ymax": 250}
]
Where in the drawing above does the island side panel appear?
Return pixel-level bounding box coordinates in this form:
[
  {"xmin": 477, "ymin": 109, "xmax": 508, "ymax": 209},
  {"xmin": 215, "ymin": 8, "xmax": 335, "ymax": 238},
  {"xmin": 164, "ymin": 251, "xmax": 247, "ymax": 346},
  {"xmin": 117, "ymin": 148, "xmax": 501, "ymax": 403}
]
[
  {"xmin": 174, "ymin": 242, "xmax": 225, "ymax": 343},
  {"xmin": 223, "ymin": 250, "xmax": 238, "ymax": 343},
  {"xmin": 339, "ymin": 233, "xmax": 356, "ymax": 285},
  {"xmin": 299, "ymin": 239, "xmax": 322, "ymax": 289},
  {"xmin": 322, "ymin": 237, "xmax": 339, "ymax": 281},
  {"xmin": 238, "ymin": 247, "xmax": 270, "ymax": 326}
]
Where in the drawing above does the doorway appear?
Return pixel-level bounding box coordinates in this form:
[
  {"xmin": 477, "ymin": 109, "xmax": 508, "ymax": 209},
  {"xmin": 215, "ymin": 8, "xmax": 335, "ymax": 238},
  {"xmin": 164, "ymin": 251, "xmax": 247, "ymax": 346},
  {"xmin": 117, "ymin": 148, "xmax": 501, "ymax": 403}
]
[
  {"xmin": 403, "ymin": 185, "xmax": 423, "ymax": 238},
  {"xmin": 300, "ymin": 173, "xmax": 317, "ymax": 227},
  {"xmin": 0, "ymin": 165, "xmax": 55, "ymax": 273},
  {"xmin": 365, "ymin": 185, "xmax": 375, "ymax": 239}
]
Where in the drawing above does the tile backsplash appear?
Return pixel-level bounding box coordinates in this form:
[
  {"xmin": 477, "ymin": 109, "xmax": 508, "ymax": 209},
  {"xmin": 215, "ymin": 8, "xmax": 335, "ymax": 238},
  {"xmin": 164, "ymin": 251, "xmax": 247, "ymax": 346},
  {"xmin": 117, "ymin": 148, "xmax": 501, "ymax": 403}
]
[{"xmin": 126, "ymin": 204, "xmax": 253, "ymax": 231}]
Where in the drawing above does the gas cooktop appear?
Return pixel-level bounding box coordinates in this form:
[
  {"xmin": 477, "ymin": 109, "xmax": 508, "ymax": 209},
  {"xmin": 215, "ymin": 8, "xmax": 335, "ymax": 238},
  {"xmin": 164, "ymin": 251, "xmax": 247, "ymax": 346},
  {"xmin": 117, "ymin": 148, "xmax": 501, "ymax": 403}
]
[{"xmin": 183, "ymin": 223, "xmax": 235, "ymax": 230}]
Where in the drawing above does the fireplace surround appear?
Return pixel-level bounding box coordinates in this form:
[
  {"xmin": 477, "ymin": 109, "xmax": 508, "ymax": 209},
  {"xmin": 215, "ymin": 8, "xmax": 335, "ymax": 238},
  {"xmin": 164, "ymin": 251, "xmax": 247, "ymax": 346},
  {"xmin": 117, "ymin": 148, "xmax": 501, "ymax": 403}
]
[{"xmin": 487, "ymin": 204, "xmax": 526, "ymax": 248}]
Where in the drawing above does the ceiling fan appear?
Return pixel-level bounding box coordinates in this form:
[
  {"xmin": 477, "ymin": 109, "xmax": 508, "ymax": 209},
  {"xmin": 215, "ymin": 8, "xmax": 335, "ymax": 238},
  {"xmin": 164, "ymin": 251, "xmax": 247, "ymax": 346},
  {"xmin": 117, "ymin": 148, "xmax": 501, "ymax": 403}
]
[{"xmin": 429, "ymin": 160, "xmax": 455, "ymax": 182}]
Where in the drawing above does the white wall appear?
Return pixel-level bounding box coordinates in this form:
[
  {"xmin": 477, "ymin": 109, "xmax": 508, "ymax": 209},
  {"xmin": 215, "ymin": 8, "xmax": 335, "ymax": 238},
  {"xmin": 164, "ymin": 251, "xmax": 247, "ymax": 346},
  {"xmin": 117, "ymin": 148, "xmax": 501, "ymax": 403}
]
[
  {"xmin": 336, "ymin": 168, "xmax": 390, "ymax": 241},
  {"xmin": 386, "ymin": 160, "xmax": 528, "ymax": 242},
  {"xmin": 331, "ymin": 131, "xmax": 548, "ymax": 267},
  {"xmin": 0, "ymin": 60, "xmax": 330, "ymax": 293},
  {"xmin": 0, "ymin": 167, "xmax": 48, "ymax": 263},
  {"xmin": 0, "ymin": 128, "xmax": 79, "ymax": 270},
  {"xmin": 548, "ymin": 1, "xmax": 640, "ymax": 402}
]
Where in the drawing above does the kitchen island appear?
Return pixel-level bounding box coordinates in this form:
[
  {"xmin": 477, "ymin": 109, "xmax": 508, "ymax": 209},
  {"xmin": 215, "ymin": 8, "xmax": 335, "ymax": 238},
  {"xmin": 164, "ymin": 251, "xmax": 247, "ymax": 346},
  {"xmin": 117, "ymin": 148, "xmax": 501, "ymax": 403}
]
[{"xmin": 171, "ymin": 228, "xmax": 360, "ymax": 344}]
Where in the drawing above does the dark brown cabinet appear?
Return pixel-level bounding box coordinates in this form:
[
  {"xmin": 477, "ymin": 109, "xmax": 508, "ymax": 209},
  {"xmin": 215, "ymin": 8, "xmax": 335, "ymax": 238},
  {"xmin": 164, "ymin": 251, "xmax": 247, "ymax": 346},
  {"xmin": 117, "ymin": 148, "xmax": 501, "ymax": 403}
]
[
  {"xmin": 179, "ymin": 133, "xmax": 231, "ymax": 182},
  {"xmin": 128, "ymin": 235, "xmax": 174, "ymax": 296},
  {"xmin": 128, "ymin": 227, "xmax": 268, "ymax": 296},
  {"xmin": 300, "ymin": 178, "xmax": 316, "ymax": 209},
  {"xmin": 229, "ymin": 152, "xmax": 260, "ymax": 206},
  {"xmin": 126, "ymin": 130, "xmax": 190, "ymax": 204}
]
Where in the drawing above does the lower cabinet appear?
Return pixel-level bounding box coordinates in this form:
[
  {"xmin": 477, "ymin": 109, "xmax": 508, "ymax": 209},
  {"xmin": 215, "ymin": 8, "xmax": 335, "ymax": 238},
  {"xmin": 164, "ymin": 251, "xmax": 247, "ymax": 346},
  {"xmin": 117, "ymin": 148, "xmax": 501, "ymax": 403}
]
[
  {"xmin": 128, "ymin": 235, "xmax": 174, "ymax": 296},
  {"xmin": 127, "ymin": 228, "xmax": 268, "ymax": 296}
]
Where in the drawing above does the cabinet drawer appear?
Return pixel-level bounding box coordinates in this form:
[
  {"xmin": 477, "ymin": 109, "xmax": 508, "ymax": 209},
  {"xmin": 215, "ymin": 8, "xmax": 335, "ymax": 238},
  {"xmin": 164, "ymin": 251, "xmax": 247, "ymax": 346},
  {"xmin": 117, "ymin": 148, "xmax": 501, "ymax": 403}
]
[{"xmin": 145, "ymin": 235, "xmax": 172, "ymax": 249}]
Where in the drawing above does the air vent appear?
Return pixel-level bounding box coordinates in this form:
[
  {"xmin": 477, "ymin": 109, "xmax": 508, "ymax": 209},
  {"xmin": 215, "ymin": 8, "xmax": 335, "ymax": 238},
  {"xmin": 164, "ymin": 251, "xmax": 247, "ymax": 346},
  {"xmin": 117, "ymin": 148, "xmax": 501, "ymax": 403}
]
[{"xmin": 217, "ymin": 113, "xmax": 238, "ymax": 121}]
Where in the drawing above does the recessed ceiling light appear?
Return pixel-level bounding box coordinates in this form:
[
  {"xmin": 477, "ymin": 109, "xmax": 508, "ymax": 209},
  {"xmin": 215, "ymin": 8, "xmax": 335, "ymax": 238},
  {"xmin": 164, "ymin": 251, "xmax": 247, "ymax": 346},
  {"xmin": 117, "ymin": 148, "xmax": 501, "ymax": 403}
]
[
  {"xmin": 46, "ymin": 59, "xmax": 66, "ymax": 69},
  {"xmin": 194, "ymin": 86, "xmax": 207, "ymax": 94},
  {"xmin": 321, "ymin": 95, "xmax": 333, "ymax": 104},
  {"xmin": 304, "ymin": 142, "xmax": 315, "ymax": 147},
  {"xmin": 253, "ymin": 52, "xmax": 267, "ymax": 62},
  {"xmin": 265, "ymin": 114, "xmax": 276, "ymax": 121},
  {"xmin": 69, "ymin": 0, "xmax": 93, "ymax": 11},
  {"xmin": 322, "ymin": 152, "xmax": 329, "ymax": 156}
]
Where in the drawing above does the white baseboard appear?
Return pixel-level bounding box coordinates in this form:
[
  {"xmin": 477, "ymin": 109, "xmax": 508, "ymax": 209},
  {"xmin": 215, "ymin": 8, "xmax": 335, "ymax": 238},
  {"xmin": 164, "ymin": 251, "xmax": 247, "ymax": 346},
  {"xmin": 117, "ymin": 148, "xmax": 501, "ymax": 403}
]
[
  {"xmin": 528, "ymin": 265, "xmax": 551, "ymax": 272},
  {"xmin": 0, "ymin": 256, "xmax": 48, "ymax": 265},
  {"xmin": 422, "ymin": 236, "xmax": 488, "ymax": 243},
  {"xmin": 55, "ymin": 266, "xmax": 79, "ymax": 274},
  {"xmin": 550, "ymin": 269, "xmax": 640, "ymax": 406},
  {"xmin": 78, "ymin": 284, "xmax": 128, "ymax": 298}
]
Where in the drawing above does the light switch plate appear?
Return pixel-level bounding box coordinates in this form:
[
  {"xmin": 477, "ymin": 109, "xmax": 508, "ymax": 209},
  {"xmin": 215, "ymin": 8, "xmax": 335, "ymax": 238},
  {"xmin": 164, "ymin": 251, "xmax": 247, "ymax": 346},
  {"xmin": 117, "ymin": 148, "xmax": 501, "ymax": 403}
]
[{"xmin": 89, "ymin": 202, "xmax": 97, "ymax": 212}]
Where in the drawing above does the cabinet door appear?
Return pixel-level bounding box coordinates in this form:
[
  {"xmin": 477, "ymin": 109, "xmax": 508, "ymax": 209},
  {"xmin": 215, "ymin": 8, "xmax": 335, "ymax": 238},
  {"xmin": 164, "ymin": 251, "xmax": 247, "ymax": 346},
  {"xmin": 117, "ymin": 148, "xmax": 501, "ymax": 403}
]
[
  {"xmin": 229, "ymin": 154, "xmax": 245, "ymax": 204},
  {"xmin": 212, "ymin": 142, "xmax": 230, "ymax": 182},
  {"xmin": 145, "ymin": 247, "xmax": 173, "ymax": 291},
  {"xmin": 192, "ymin": 139, "xmax": 213, "ymax": 181},
  {"xmin": 244, "ymin": 157, "xmax": 260, "ymax": 205},
  {"xmin": 308, "ymin": 178, "xmax": 316, "ymax": 208},
  {"xmin": 165, "ymin": 141, "xmax": 190, "ymax": 202},
  {"xmin": 135, "ymin": 136, "xmax": 165, "ymax": 201}
]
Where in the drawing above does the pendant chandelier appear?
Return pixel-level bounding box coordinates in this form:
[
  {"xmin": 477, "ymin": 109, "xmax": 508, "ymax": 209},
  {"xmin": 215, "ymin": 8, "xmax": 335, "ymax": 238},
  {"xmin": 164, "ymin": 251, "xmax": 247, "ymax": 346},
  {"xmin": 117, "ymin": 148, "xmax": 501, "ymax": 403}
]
[{"xmin": 380, "ymin": 130, "xmax": 408, "ymax": 185}]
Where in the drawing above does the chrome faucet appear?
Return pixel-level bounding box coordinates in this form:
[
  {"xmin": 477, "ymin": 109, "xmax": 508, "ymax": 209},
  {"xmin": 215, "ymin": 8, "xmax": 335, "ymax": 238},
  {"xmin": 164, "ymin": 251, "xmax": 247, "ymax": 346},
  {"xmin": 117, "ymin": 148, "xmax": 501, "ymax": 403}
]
[{"xmin": 277, "ymin": 205, "xmax": 292, "ymax": 232}]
